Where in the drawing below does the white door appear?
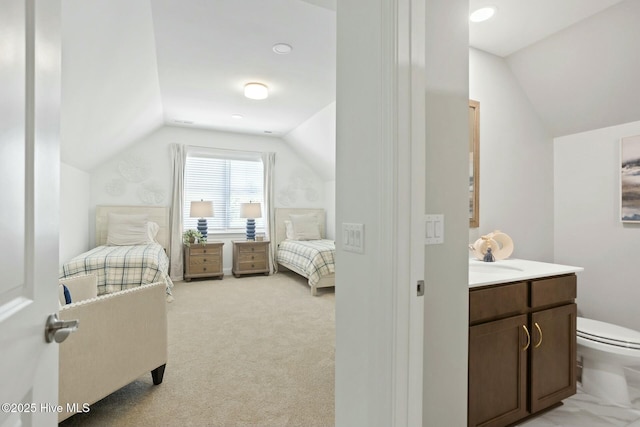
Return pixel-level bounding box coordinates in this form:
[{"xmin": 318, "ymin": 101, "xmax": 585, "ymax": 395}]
[{"xmin": 0, "ymin": 1, "xmax": 61, "ymax": 426}]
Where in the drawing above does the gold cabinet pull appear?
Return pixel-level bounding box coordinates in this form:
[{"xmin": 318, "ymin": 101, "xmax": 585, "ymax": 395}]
[
  {"xmin": 534, "ymin": 322, "xmax": 543, "ymax": 348},
  {"xmin": 522, "ymin": 325, "xmax": 531, "ymax": 351}
]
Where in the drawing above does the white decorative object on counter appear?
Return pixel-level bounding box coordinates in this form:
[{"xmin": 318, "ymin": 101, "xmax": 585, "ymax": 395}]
[
  {"xmin": 469, "ymin": 230, "xmax": 514, "ymax": 261},
  {"xmin": 489, "ymin": 230, "xmax": 514, "ymax": 260}
]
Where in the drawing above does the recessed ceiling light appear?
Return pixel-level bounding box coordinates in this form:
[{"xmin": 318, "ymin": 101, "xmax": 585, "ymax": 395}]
[
  {"xmin": 264, "ymin": 130, "xmax": 273, "ymax": 134},
  {"xmin": 272, "ymin": 43, "xmax": 293, "ymax": 55},
  {"xmin": 470, "ymin": 6, "xmax": 496, "ymax": 23},
  {"xmin": 231, "ymin": 114, "xmax": 243, "ymax": 119},
  {"xmin": 244, "ymin": 82, "xmax": 269, "ymax": 100}
]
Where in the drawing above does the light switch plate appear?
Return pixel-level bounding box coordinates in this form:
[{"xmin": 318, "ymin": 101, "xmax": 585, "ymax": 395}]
[
  {"xmin": 425, "ymin": 214, "xmax": 444, "ymax": 245},
  {"xmin": 343, "ymin": 223, "xmax": 364, "ymax": 253}
]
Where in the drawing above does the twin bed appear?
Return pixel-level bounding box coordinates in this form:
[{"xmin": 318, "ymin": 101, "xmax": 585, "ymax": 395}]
[
  {"xmin": 60, "ymin": 206, "xmax": 174, "ymax": 301},
  {"xmin": 60, "ymin": 206, "xmax": 334, "ymax": 299},
  {"xmin": 274, "ymin": 208, "xmax": 335, "ymax": 296}
]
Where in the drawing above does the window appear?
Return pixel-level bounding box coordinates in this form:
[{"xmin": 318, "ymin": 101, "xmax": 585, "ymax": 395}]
[{"xmin": 183, "ymin": 150, "xmax": 264, "ymax": 234}]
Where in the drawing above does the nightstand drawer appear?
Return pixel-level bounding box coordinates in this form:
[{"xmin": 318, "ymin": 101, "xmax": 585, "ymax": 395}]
[
  {"xmin": 189, "ymin": 246, "xmax": 221, "ymax": 256},
  {"xmin": 189, "ymin": 261, "xmax": 221, "ymax": 274},
  {"xmin": 238, "ymin": 261, "xmax": 266, "ymax": 272},
  {"xmin": 189, "ymin": 255, "xmax": 220, "ymax": 267},
  {"xmin": 238, "ymin": 252, "xmax": 266, "ymax": 263},
  {"xmin": 238, "ymin": 244, "xmax": 266, "ymax": 254}
]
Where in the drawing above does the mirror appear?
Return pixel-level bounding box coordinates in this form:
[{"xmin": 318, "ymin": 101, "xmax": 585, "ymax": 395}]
[{"xmin": 469, "ymin": 99, "xmax": 480, "ymax": 228}]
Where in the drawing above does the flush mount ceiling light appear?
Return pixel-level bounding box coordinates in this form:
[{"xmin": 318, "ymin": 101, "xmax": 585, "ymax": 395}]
[
  {"xmin": 470, "ymin": 6, "xmax": 496, "ymax": 23},
  {"xmin": 272, "ymin": 43, "xmax": 293, "ymax": 54},
  {"xmin": 244, "ymin": 82, "xmax": 269, "ymax": 100},
  {"xmin": 231, "ymin": 114, "xmax": 243, "ymax": 119}
]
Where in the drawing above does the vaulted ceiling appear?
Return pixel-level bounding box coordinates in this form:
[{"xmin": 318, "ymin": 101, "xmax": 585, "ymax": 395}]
[{"xmin": 61, "ymin": 0, "xmax": 639, "ymax": 172}]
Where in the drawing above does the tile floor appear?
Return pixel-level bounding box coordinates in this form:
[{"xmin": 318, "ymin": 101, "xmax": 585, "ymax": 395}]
[{"xmin": 519, "ymin": 368, "xmax": 640, "ymax": 427}]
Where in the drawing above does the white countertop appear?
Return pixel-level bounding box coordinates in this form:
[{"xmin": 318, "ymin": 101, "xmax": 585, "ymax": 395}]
[{"xmin": 469, "ymin": 258, "xmax": 583, "ymax": 288}]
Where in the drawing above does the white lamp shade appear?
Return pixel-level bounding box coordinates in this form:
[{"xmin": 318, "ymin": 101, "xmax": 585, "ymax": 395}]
[
  {"xmin": 190, "ymin": 200, "xmax": 214, "ymax": 218},
  {"xmin": 240, "ymin": 202, "xmax": 262, "ymax": 219}
]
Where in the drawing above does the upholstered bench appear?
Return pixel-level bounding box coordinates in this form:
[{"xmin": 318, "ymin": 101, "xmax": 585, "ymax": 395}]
[{"xmin": 57, "ymin": 274, "xmax": 168, "ymax": 422}]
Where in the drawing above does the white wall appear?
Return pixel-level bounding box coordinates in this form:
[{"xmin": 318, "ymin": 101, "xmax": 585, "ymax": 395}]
[
  {"xmin": 284, "ymin": 101, "xmax": 337, "ymax": 240},
  {"xmin": 61, "ymin": 0, "xmax": 163, "ymax": 171},
  {"xmin": 90, "ymin": 125, "xmax": 326, "ymax": 274},
  {"xmin": 324, "ymin": 180, "xmax": 335, "ymax": 240},
  {"xmin": 421, "ymin": 0, "xmax": 469, "ymax": 424},
  {"xmin": 335, "ymin": 1, "xmax": 395, "ymax": 423},
  {"xmin": 469, "ymin": 48, "xmax": 555, "ymax": 261},
  {"xmin": 59, "ymin": 162, "xmax": 91, "ymax": 265},
  {"xmin": 505, "ymin": 0, "xmax": 640, "ymax": 138},
  {"xmin": 283, "ymin": 101, "xmax": 336, "ymax": 182},
  {"xmin": 554, "ymin": 120, "xmax": 640, "ymax": 330},
  {"xmin": 335, "ymin": 0, "xmax": 469, "ymax": 425}
]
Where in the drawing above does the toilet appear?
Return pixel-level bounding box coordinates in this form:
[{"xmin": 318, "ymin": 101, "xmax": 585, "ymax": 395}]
[{"xmin": 577, "ymin": 316, "xmax": 640, "ymax": 406}]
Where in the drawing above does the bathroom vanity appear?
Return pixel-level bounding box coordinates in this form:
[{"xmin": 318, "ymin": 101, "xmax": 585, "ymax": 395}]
[{"xmin": 468, "ymin": 259, "xmax": 583, "ymax": 427}]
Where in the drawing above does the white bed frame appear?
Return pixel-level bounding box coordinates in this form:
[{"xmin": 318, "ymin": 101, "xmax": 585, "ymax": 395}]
[
  {"xmin": 95, "ymin": 205, "xmax": 170, "ymax": 251},
  {"xmin": 274, "ymin": 208, "xmax": 335, "ymax": 295}
]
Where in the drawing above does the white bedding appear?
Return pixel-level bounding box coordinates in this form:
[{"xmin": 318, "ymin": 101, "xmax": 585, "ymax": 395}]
[
  {"xmin": 60, "ymin": 243, "xmax": 173, "ymax": 297},
  {"xmin": 276, "ymin": 239, "xmax": 335, "ymax": 287}
]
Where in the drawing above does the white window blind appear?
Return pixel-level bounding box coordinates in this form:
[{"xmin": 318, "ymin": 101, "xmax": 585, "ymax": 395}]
[{"xmin": 184, "ymin": 151, "xmax": 264, "ymax": 234}]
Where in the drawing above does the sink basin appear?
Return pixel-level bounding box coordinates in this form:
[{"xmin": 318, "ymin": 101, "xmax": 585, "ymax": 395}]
[
  {"xmin": 469, "ymin": 261, "xmax": 524, "ymax": 274},
  {"xmin": 468, "ymin": 258, "xmax": 583, "ymax": 288}
]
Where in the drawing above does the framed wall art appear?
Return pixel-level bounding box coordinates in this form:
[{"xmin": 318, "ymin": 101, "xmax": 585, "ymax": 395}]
[
  {"xmin": 469, "ymin": 100, "xmax": 480, "ymax": 228},
  {"xmin": 621, "ymin": 135, "xmax": 640, "ymax": 222}
]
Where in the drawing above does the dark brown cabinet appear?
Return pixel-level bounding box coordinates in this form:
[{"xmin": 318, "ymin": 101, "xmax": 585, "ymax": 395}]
[
  {"xmin": 469, "ymin": 314, "xmax": 529, "ymax": 427},
  {"xmin": 529, "ymin": 303, "xmax": 577, "ymax": 413},
  {"xmin": 468, "ymin": 274, "xmax": 577, "ymax": 427}
]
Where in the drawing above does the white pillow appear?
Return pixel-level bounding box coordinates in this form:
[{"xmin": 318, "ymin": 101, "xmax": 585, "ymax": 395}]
[
  {"xmin": 284, "ymin": 220, "xmax": 295, "ymax": 240},
  {"xmin": 106, "ymin": 213, "xmax": 150, "ymax": 246},
  {"xmin": 147, "ymin": 221, "xmax": 160, "ymax": 243},
  {"xmin": 289, "ymin": 213, "xmax": 322, "ymax": 240}
]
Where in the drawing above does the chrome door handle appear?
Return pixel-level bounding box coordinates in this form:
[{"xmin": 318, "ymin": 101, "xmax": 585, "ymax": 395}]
[{"xmin": 45, "ymin": 313, "xmax": 79, "ymax": 343}]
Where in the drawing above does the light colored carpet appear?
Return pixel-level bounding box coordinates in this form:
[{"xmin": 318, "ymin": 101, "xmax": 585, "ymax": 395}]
[{"xmin": 59, "ymin": 272, "xmax": 335, "ymax": 427}]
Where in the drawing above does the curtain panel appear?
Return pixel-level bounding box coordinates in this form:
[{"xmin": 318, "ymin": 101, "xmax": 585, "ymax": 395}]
[
  {"xmin": 262, "ymin": 152, "xmax": 276, "ymax": 273},
  {"xmin": 169, "ymin": 144, "xmax": 187, "ymax": 281}
]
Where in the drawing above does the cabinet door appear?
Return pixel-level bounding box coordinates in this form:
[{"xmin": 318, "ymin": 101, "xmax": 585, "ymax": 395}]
[
  {"xmin": 469, "ymin": 314, "xmax": 529, "ymax": 427},
  {"xmin": 529, "ymin": 303, "xmax": 577, "ymax": 413}
]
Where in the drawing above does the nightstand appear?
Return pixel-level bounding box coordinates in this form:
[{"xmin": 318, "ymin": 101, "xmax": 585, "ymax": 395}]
[
  {"xmin": 232, "ymin": 240, "xmax": 270, "ymax": 277},
  {"xmin": 183, "ymin": 241, "xmax": 224, "ymax": 281}
]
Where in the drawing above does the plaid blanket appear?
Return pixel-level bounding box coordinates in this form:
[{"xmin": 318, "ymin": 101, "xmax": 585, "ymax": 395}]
[
  {"xmin": 276, "ymin": 239, "xmax": 335, "ymax": 287},
  {"xmin": 60, "ymin": 244, "xmax": 173, "ymax": 296}
]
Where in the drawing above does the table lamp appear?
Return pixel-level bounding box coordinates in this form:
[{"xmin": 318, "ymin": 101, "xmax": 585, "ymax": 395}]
[
  {"xmin": 190, "ymin": 200, "xmax": 214, "ymax": 241},
  {"xmin": 239, "ymin": 202, "xmax": 262, "ymax": 240}
]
